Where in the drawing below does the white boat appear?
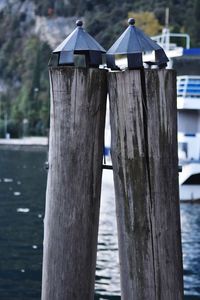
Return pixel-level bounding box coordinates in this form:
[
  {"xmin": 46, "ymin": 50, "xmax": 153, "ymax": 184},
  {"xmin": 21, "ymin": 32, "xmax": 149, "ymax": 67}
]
[
  {"xmin": 153, "ymin": 29, "xmax": 200, "ymax": 201},
  {"xmin": 177, "ymin": 76, "xmax": 200, "ymax": 201},
  {"xmin": 104, "ymin": 28, "xmax": 200, "ymax": 202}
]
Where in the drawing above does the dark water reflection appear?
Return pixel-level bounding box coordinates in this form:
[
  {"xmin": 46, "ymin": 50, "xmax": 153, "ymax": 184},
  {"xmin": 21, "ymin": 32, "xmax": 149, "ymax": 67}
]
[
  {"xmin": 0, "ymin": 149, "xmax": 199, "ymax": 299},
  {"xmin": 181, "ymin": 203, "xmax": 200, "ymax": 298},
  {"xmin": 0, "ymin": 149, "xmax": 45, "ymax": 300}
]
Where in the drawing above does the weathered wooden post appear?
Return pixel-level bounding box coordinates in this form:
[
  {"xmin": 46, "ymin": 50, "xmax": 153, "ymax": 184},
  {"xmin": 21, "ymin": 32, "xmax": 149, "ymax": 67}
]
[
  {"xmin": 107, "ymin": 19, "xmax": 184, "ymax": 299},
  {"xmin": 41, "ymin": 21, "xmax": 107, "ymax": 300}
]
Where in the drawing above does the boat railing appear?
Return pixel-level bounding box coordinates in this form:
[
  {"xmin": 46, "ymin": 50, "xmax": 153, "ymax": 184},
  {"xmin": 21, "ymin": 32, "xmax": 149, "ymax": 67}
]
[
  {"xmin": 152, "ymin": 28, "xmax": 190, "ymax": 51},
  {"xmin": 177, "ymin": 76, "xmax": 200, "ymax": 99}
]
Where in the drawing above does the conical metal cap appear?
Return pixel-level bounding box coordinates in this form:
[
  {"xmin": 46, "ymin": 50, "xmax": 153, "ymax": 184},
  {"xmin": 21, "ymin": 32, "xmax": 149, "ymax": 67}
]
[
  {"xmin": 106, "ymin": 18, "xmax": 169, "ymax": 70},
  {"xmin": 51, "ymin": 20, "xmax": 106, "ymax": 67}
]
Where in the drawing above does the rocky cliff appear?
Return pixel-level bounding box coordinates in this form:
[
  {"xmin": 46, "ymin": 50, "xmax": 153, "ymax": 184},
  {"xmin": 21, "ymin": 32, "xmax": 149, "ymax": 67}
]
[{"xmin": 0, "ymin": 0, "xmax": 79, "ymax": 136}]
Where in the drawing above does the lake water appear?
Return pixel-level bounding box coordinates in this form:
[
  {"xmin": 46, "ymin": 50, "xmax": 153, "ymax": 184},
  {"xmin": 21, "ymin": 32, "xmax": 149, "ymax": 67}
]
[{"xmin": 0, "ymin": 149, "xmax": 199, "ymax": 300}]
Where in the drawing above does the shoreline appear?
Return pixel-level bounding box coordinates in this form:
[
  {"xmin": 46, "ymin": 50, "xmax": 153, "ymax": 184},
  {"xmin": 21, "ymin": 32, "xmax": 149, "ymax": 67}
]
[{"xmin": 0, "ymin": 137, "xmax": 48, "ymax": 151}]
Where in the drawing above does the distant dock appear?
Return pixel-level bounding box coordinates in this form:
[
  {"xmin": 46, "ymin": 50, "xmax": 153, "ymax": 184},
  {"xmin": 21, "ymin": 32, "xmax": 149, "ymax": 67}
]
[{"xmin": 0, "ymin": 137, "xmax": 48, "ymax": 151}]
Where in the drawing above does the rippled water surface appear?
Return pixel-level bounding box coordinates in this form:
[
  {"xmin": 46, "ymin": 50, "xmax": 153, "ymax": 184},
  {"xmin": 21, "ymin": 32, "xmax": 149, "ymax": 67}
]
[{"xmin": 0, "ymin": 149, "xmax": 199, "ymax": 300}]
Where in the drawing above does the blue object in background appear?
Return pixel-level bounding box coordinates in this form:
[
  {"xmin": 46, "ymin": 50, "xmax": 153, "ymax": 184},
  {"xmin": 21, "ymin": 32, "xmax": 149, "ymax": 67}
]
[{"xmin": 183, "ymin": 48, "xmax": 200, "ymax": 56}]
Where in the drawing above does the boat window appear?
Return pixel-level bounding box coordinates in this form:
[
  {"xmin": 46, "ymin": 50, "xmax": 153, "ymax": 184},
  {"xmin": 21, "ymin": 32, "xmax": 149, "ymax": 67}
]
[{"xmin": 183, "ymin": 173, "xmax": 200, "ymax": 185}]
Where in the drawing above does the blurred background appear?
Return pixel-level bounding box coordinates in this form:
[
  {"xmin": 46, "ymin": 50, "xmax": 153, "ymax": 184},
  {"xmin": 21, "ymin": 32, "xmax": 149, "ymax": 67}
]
[
  {"xmin": 0, "ymin": 0, "xmax": 200, "ymax": 138},
  {"xmin": 0, "ymin": 0, "xmax": 200, "ymax": 299}
]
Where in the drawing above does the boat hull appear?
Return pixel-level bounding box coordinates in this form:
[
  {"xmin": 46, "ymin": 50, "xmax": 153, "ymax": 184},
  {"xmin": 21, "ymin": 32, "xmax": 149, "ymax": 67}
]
[{"xmin": 179, "ymin": 162, "xmax": 200, "ymax": 201}]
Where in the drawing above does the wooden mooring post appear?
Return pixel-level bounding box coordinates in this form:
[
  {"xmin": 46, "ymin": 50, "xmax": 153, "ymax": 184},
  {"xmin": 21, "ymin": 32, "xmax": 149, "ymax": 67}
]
[
  {"xmin": 108, "ymin": 69, "xmax": 184, "ymax": 299},
  {"xmin": 41, "ymin": 67, "xmax": 107, "ymax": 300}
]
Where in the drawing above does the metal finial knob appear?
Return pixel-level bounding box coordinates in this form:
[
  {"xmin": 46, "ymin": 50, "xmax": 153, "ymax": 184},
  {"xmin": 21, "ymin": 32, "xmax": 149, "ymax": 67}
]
[
  {"xmin": 76, "ymin": 20, "xmax": 83, "ymax": 27},
  {"xmin": 128, "ymin": 18, "xmax": 135, "ymax": 26}
]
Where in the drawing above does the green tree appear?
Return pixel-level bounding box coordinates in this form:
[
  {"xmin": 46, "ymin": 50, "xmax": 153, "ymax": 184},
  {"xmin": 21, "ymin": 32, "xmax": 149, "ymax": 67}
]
[{"xmin": 128, "ymin": 11, "xmax": 162, "ymax": 36}]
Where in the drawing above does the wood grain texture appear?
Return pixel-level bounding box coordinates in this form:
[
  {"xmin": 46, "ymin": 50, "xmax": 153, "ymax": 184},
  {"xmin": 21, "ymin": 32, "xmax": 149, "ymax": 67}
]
[
  {"xmin": 41, "ymin": 67, "xmax": 107, "ymax": 300},
  {"xmin": 108, "ymin": 69, "xmax": 183, "ymax": 300}
]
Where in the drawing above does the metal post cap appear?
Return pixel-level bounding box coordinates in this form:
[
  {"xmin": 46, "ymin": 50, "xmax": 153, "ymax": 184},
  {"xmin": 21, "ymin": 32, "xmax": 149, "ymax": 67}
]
[
  {"xmin": 51, "ymin": 19, "xmax": 106, "ymax": 67},
  {"xmin": 106, "ymin": 17, "xmax": 169, "ymax": 70},
  {"xmin": 128, "ymin": 18, "xmax": 135, "ymax": 26}
]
